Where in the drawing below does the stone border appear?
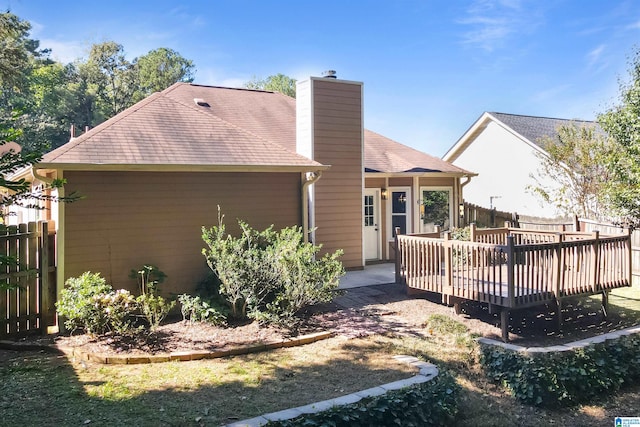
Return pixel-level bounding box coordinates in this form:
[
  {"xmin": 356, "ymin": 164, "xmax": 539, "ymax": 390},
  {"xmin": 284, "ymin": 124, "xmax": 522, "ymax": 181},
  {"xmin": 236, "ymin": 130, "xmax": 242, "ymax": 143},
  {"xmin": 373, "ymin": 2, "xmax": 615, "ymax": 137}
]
[
  {"xmin": 477, "ymin": 324, "xmax": 640, "ymax": 354},
  {"xmin": 0, "ymin": 331, "xmax": 334, "ymax": 364},
  {"xmin": 226, "ymin": 355, "xmax": 439, "ymax": 427}
]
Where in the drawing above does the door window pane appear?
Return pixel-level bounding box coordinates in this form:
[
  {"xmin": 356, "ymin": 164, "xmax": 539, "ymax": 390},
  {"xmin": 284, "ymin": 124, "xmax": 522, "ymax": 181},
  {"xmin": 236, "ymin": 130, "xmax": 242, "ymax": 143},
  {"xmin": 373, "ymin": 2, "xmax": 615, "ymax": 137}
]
[
  {"xmin": 392, "ymin": 215, "xmax": 406, "ymax": 236},
  {"xmin": 364, "ymin": 195, "xmax": 374, "ymax": 226},
  {"xmin": 392, "ymin": 191, "xmax": 407, "ymax": 214}
]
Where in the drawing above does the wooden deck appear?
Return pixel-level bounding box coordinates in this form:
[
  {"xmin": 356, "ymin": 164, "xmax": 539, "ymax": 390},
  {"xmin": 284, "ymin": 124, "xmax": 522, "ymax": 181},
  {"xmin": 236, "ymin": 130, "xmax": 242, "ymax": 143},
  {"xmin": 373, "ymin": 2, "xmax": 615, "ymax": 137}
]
[{"xmin": 396, "ymin": 226, "xmax": 632, "ymax": 341}]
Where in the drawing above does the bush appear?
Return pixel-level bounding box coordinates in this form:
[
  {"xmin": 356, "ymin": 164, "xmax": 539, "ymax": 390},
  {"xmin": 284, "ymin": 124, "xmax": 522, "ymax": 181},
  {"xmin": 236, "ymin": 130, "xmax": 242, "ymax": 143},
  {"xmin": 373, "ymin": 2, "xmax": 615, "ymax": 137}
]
[
  {"xmin": 130, "ymin": 265, "xmax": 175, "ymax": 329},
  {"xmin": 480, "ymin": 334, "xmax": 640, "ymax": 407},
  {"xmin": 266, "ymin": 371, "xmax": 459, "ymax": 427},
  {"xmin": 56, "ymin": 272, "xmax": 137, "ymax": 334},
  {"xmin": 202, "ymin": 209, "xmax": 344, "ymax": 326},
  {"xmin": 177, "ymin": 294, "xmax": 227, "ymax": 325}
]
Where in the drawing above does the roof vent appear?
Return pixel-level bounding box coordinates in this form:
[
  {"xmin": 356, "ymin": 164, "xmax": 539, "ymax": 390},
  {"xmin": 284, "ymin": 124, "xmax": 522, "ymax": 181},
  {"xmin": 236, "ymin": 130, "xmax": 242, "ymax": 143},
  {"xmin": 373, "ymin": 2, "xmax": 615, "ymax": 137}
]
[
  {"xmin": 194, "ymin": 98, "xmax": 210, "ymax": 107},
  {"xmin": 322, "ymin": 70, "xmax": 337, "ymax": 79}
]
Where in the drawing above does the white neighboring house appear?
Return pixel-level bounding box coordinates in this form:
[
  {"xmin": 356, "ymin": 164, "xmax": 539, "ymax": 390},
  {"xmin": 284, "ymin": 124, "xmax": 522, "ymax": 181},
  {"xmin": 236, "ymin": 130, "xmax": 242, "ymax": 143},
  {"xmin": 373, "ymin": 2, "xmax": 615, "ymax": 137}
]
[{"xmin": 443, "ymin": 112, "xmax": 599, "ymax": 218}]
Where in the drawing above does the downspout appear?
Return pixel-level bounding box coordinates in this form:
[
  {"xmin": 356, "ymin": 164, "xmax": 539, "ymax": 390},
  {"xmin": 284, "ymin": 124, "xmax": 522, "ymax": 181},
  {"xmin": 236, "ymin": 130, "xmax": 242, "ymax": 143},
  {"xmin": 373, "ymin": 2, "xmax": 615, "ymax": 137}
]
[
  {"xmin": 302, "ymin": 171, "xmax": 323, "ymax": 243},
  {"xmin": 458, "ymin": 175, "xmax": 473, "ymax": 227}
]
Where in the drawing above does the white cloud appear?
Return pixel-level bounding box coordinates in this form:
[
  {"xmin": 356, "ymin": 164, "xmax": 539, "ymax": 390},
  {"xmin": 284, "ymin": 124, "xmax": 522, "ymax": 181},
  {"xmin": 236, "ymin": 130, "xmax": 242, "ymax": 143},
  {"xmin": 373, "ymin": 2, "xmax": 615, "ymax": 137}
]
[
  {"xmin": 457, "ymin": 0, "xmax": 538, "ymax": 52},
  {"xmin": 40, "ymin": 38, "xmax": 88, "ymax": 63},
  {"xmin": 586, "ymin": 44, "xmax": 608, "ymax": 73}
]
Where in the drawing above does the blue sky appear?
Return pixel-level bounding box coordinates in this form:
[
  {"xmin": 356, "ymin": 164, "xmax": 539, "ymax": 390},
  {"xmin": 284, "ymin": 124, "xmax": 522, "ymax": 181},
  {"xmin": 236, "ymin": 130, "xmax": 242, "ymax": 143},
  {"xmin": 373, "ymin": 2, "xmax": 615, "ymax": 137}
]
[{"xmin": 4, "ymin": 0, "xmax": 640, "ymax": 156}]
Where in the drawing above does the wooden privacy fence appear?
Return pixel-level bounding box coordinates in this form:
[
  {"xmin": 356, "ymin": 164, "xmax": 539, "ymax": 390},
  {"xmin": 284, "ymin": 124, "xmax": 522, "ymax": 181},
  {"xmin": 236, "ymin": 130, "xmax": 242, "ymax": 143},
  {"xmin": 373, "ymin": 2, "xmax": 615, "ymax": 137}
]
[
  {"xmin": 1, "ymin": 221, "xmax": 56, "ymax": 338},
  {"xmin": 396, "ymin": 226, "xmax": 631, "ymax": 341}
]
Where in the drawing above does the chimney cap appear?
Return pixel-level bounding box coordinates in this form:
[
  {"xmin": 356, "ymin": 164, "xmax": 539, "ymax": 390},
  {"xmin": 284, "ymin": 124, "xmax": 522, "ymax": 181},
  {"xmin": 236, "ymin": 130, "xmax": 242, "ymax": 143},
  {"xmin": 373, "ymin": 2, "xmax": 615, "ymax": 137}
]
[{"xmin": 322, "ymin": 70, "xmax": 337, "ymax": 79}]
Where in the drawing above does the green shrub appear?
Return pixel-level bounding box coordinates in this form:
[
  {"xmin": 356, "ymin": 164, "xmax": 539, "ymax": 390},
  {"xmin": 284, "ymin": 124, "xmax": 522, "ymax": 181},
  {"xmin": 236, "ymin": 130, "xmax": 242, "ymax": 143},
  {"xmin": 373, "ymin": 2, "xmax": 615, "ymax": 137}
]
[
  {"xmin": 56, "ymin": 272, "xmax": 137, "ymax": 334},
  {"xmin": 130, "ymin": 265, "xmax": 175, "ymax": 329},
  {"xmin": 267, "ymin": 371, "xmax": 459, "ymax": 427},
  {"xmin": 480, "ymin": 334, "xmax": 640, "ymax": 407},
  {"xmin": 202, "ymin": 209, "xmax": 344, "ymax": 325},
  {"xmin": 56, "ymin": 272, "xmax": 114, "ymax": 333},
  {"xmin": 177, "ymin": 294, "xmax": 227, "ymax": 325}
]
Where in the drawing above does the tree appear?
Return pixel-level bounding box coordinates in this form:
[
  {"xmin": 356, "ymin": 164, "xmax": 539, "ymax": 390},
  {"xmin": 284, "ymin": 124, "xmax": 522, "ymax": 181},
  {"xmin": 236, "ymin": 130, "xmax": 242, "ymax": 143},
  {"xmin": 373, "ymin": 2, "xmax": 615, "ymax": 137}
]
[
  {"xmin": 83, "ymin": 41, "xmax": 137, "ymax": 117},
  {"xmin": 527, "ymin": 123, "xmax": 613, "ymax": 220},
  {"xmin": 598, "ymin": 48, "xmax": 640, "ymax": 225},
  {"xmin": 244, "ymin": 73, "xmax": 296, "ymax": 98},
  {"xmin": 0, "ymin": 12, "xmax": 77, "ymax": 223},
  {"xmin": 135, "ymin": 47, "xmax": 195, "ymax": 100}
]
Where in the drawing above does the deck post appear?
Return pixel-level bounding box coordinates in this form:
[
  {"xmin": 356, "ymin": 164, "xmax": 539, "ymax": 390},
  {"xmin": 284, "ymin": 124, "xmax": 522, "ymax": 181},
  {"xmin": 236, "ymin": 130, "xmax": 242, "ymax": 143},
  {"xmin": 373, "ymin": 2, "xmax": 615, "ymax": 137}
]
[
  {"xmin": 444, "ymin": 231, "xmax": 453, "ymax": 295},
  {"xmin": 592, "ymin": 231, "xmax": 600, "ymax": 294},
  {"xmin": 501, "ymin": 309, "xmax": 509, "ymax": 342},
  {"xmin": 602, "ymin": 291, "xmax": 609, "ymax": 318},
  {"xmin": 394, "ymin": 227, "xmax": 402, "ymax": 285},
  {"xmin": 553, "ymin": 234, "xmax": 564, "ymax": 301},
  {"xmin": 469, "ymin": 223, "xmax": 477, "ymax": 242},
  {"xmin": 556, "ymin": 299, "xmax": 563, "ymax": 331},
  {"xmin": 506, "ymin": 235, "xmax": 515, "ymax": 309}
]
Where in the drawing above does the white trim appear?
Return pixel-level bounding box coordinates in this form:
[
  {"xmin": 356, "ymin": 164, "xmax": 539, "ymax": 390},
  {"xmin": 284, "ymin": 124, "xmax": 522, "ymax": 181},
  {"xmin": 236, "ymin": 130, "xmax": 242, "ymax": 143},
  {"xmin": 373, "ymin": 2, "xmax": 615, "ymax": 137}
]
[{"xmin": 363, "ymin": 188, "xmax": 382, "ymax": 261}]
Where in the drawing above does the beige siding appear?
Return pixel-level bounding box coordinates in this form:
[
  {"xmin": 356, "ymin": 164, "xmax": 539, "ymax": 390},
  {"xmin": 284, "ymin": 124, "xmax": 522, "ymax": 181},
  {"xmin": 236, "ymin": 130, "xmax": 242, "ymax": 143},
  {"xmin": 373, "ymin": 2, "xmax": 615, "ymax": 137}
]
[
  {"xmin": 389, "ymin": 177, "xmax": 412, "ymax": 186},
  {"xmin": 311, "ymin": 79, "xmax": 363, "ymax": 269},
  {"xmin": 365, "ymin": 177, "xmax": 386, "ymax": 188},
  {"xmin": 63, "ymin": 171, "xmax": 301, "ymax": 294},
  {"xmin": 418, "ymin": 177, "xmax": 456, "ymax": 187}
]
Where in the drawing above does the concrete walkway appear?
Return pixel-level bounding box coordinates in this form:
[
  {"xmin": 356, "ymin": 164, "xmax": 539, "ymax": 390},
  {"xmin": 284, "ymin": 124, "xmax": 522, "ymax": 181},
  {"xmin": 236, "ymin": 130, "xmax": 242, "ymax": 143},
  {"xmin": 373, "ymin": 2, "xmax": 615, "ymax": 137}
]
[{"xmin": 338, "ymin": 263, "xmax": 396, "ymax": 289}]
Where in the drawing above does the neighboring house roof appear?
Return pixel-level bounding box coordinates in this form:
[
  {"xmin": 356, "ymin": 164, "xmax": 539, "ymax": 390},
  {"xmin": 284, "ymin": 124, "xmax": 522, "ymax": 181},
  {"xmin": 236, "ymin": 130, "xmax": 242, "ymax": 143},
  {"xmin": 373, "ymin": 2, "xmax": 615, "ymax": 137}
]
[
  {"xmin": 443, "ymin": 111, "xmax": 600, "ymax": 162},
  {"xmin": 39, "ymin": 82, "xmax": 470, "ymax": 175}
]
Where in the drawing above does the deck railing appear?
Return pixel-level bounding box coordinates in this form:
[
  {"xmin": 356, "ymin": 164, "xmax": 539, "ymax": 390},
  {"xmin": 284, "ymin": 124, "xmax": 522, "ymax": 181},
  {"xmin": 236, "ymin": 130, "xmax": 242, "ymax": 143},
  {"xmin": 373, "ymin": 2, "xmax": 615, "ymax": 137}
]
[{"xmin": 397, "ymin": 227, "xmax": 632, "ymax": 310}]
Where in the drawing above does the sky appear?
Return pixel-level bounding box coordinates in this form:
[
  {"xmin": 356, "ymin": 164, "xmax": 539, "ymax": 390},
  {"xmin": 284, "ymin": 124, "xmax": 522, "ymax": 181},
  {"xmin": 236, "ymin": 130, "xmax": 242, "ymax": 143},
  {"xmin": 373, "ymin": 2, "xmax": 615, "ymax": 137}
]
[{"xmin": 3, "ymin": 0, "xmax": 640, "ymax": 157}]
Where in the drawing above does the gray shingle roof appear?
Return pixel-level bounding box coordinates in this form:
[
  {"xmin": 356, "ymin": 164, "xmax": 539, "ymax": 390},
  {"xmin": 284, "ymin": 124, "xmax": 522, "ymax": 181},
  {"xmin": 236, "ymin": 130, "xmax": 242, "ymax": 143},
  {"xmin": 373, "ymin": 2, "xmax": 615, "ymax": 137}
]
[{"xmin": 490, "ymin": 112, "xmax": 600, "ymax": 148}]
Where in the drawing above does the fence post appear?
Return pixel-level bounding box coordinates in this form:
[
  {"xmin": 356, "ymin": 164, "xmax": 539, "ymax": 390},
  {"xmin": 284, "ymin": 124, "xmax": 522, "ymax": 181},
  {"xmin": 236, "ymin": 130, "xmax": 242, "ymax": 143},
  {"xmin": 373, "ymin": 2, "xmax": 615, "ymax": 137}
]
[
  {"xmin": 394, "ymin": 227, "xmax": 402, "ymax": 284},
  {"xmin": 469, "ymin": 223, "xmax": 476, "ymax": 242},
  {"xmin": 39, "ymin": 222, "xmax": 50, "ymax": 333},
  {"xmin": 444, "ymin": 231, "xmax": 453, "ymax": 294},
  {"xmin": 573, "ymin": 215, "xmax": 580, "ymax": 232},
  {"xmin": 627, "ymin": 227, "xmax": 633, "ymax": 288},
  {"xmin": 506, "ymin": 235, "xmax": 515, "ymax": 309}
]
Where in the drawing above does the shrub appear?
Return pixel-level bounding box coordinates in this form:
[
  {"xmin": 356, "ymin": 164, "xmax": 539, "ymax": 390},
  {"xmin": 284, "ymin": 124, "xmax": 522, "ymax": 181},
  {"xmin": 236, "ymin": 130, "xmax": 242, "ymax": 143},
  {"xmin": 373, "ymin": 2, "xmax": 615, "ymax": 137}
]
[
  {"xmin": 56, "ymin": 272, "xmax": 114, "ymax": 333},
  {"xmin": 480, "ymin": 334, "xmax": 640, "ymax": 407},
  {"xmin": 266, "ymin": 371, "xmax": 459, "ymax": 426},
  {"xmin": 130, "ymin": 265, "xmax": 175, "ymax": 329},
  {"xmin": 56, "ymin": 272, "xmax": 137, "ymax": 334},
  {"xmin": 177, "ymin": 294, "xmax": 227, "ymax": 325},
  {"xmin": 202, "ymin": 209, "xmax": 344, "ymax": 325}
]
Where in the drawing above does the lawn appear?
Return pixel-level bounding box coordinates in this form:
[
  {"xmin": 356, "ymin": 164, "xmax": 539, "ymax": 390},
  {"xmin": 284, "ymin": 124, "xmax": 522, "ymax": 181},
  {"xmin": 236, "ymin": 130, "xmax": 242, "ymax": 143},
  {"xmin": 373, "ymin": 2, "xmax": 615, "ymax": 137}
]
[{"xmin": 1, "ymin": 287, "xmax": 639, "ymax": 426}]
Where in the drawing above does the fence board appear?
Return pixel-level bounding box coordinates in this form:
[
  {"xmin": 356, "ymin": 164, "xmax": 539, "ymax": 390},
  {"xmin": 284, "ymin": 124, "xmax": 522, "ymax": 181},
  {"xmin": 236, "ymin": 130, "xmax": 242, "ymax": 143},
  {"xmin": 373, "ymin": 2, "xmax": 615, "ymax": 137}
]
[{"xmin": 0, "ymin": 221, "xmax": 56, "ymax": 338}]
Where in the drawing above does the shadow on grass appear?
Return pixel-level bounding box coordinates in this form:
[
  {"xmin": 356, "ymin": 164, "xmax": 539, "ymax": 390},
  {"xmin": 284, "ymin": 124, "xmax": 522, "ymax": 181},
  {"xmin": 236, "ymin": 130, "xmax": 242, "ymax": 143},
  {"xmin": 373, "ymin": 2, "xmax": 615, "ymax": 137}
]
[{"xmin": 0, "ymin": 336, "xmax": 418, "ymax": 426}]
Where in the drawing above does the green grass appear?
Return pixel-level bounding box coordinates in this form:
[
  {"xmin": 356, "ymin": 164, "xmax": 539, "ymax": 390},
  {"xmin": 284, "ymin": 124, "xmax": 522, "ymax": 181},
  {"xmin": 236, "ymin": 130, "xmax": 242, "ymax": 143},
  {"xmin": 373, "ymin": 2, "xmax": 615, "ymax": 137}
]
[{"xmin": 1, "ymin": 286, "xmax": 639, "ymax": 426}]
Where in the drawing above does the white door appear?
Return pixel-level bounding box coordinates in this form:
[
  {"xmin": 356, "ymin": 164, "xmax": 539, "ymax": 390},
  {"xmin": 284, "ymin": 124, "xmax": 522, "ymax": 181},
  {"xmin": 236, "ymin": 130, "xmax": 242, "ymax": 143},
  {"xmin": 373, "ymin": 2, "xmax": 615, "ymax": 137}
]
[{"xmin": 363, "ymin": 189, "xmax": 380, "ymax": 260}]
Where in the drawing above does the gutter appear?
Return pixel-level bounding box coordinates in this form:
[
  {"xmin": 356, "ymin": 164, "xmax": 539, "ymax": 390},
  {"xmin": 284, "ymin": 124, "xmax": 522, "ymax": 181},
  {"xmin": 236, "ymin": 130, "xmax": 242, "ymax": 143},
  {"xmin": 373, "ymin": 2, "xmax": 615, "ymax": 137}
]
[{"xmin": 302, "ymin": 171, "xmax": 323, "ymax": 243}]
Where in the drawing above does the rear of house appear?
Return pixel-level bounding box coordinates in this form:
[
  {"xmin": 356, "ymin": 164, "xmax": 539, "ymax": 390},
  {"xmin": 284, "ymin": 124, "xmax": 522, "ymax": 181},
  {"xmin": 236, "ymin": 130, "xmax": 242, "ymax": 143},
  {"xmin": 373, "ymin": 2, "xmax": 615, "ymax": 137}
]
[{"xmin": 18, "ymin": 74, "xmax": 473, "ymax": 298}]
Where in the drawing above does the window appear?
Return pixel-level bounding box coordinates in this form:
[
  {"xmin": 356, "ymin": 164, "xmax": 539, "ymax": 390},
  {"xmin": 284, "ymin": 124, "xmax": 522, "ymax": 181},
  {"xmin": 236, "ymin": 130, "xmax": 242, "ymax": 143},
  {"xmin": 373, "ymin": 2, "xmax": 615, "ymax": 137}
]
[
  {"xmin": 391, "ymin": 190, "xmax": 408, "ymax": 236},
  {"xmin": 420, "ymin": 188, "xmax": 452, "ymax": 232}
]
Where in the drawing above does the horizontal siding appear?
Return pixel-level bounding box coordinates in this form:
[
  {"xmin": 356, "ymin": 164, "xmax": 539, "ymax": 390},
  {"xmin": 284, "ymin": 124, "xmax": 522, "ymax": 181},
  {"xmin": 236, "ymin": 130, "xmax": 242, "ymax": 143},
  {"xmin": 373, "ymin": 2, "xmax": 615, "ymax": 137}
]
[
  {"xmin": 365, "ymin": 178, "xmax": 386, "ymax": 188},
  {"xmin": 64, "ymin": 171, "xmax": 302, "ymax": 294},
  {"xmin": 312, "ymin": 78, "xmax": 363, "ymax": 269},
  {"xmin": 419, "ymin": 177, "xmax": 456, "ymax": 187},
  {"xmin": 389, "ymin": 177, "xmax": 412, "ymax": 186}
]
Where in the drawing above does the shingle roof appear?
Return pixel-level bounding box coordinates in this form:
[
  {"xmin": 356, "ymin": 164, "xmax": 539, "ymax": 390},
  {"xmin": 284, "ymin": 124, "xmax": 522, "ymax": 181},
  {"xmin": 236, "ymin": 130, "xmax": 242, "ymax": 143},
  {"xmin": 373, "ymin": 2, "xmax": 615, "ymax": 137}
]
[
  {"xmin": 40, "ymin": 82, "xmax": 469, "ymax": 175},
  {"xmin": 364, "ymin": 130, "xmax": 470, "ymax": 174},
  {"xmin": 490, "ymin": 112, "xmax": 600, "ymax": 148},
  {"xmin": 41, "ymin": 89, "xmax": 322, "ymax": 170}
]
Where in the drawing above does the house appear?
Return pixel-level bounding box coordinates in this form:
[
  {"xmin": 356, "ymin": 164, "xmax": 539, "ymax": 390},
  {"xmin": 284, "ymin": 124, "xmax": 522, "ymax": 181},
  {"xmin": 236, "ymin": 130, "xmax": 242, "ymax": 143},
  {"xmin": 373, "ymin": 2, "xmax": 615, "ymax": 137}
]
[
  {"xmin": 443, "ymin": 112, "xmax": 599, "ymax": 218},
  {"xmin": 20, "ymin": 75, "xmax": 473, "ymax": 296}
]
